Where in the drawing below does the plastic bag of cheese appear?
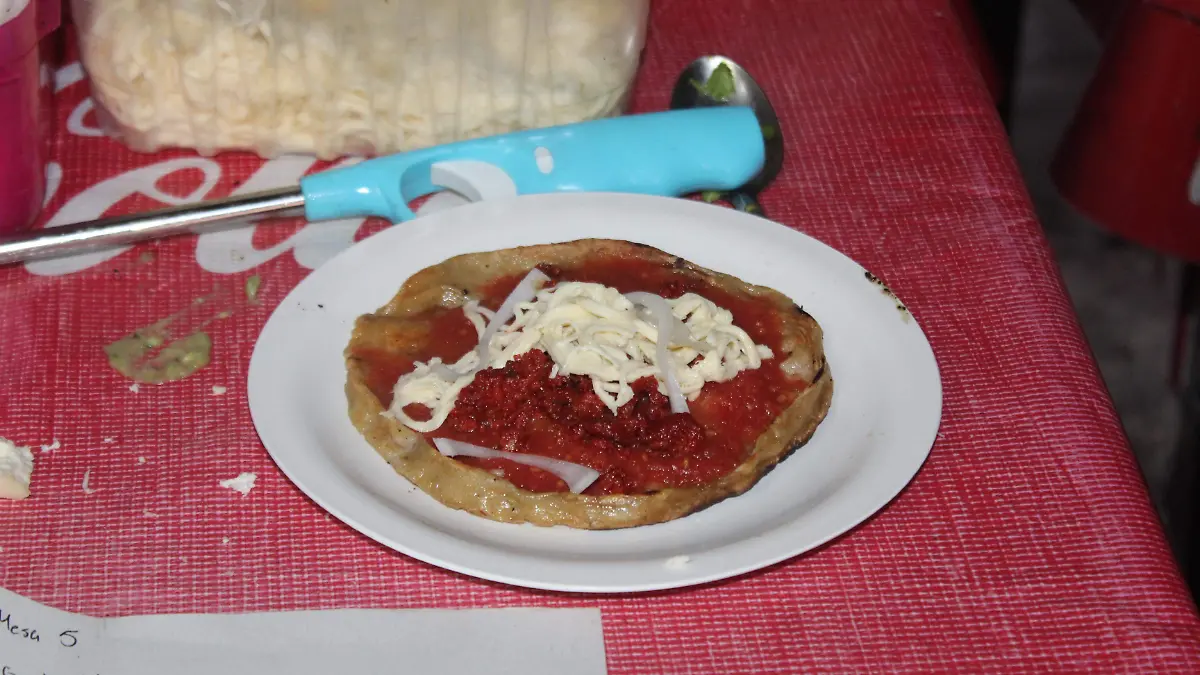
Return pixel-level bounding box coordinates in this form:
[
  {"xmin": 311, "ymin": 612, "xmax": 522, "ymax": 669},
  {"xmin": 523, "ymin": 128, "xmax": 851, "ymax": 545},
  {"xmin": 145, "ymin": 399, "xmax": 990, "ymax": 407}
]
[{"xmin": 68, "ymin": 0, "xmax": 650, "ymax": 159}]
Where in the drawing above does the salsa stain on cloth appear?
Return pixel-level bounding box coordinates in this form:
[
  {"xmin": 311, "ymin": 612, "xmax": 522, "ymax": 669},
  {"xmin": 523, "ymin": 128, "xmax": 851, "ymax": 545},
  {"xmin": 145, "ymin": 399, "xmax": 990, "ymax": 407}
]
[{"xmin": 103, "ymin": 285, "xmax": 251, "ymax": 384}]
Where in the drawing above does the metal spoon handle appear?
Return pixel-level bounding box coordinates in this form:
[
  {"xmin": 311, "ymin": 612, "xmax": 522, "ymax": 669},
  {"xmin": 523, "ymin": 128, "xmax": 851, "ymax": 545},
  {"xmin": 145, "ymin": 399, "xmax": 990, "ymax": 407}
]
[
  {"xmin": 0, "ymin": 186, "xmax": 306, "ymax": 266},
  {"xmin": 730, "ymin": 191, "xmax": 766, "ymax": 218}
]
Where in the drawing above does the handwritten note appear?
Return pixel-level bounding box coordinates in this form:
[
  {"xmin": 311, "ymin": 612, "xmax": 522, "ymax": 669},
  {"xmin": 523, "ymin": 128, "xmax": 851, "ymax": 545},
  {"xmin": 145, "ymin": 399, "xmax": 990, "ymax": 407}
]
[{"xmin": 0, "ymin": 586, "xmax": 607, "ymax": 674}]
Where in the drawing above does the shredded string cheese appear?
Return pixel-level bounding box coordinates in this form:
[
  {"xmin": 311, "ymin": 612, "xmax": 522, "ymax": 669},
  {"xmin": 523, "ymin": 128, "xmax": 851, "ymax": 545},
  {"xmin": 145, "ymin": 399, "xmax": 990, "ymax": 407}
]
[
  {"xmin": 625, "ymin": 291, "xmax": 689, "ymax": 414},
  {"xmin": 389, "ymin": 277, "xmax": 774, "ymax": 432}
]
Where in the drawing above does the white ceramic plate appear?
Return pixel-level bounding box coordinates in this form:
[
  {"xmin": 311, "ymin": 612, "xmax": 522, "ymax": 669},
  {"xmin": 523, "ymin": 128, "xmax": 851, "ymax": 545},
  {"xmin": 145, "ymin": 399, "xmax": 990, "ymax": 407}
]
[{"xmin": 247, "ymin": 193, "xmax": 941, "ymax": 593}]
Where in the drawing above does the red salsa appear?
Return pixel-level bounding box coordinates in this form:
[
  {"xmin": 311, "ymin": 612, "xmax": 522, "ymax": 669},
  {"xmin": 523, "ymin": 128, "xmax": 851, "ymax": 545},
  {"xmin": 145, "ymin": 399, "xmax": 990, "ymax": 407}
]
[{"xmin": 354, "ymin": 255, "xmax": 804, "ymax": 496}]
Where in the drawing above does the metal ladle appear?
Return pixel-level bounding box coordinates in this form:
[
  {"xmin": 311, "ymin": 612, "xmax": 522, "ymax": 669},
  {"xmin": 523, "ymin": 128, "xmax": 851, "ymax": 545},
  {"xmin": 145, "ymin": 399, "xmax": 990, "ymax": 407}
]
[{"xmin": 670, "ymin": 56, "xmax": 784, "ymax": 217}]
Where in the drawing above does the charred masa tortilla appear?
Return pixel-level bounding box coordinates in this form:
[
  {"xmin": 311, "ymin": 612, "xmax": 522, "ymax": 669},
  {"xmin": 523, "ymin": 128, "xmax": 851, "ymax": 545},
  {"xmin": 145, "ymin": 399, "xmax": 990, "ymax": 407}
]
[{"xmin": 345, "ymin": 239, "xmax": 833, "ymax": 529}]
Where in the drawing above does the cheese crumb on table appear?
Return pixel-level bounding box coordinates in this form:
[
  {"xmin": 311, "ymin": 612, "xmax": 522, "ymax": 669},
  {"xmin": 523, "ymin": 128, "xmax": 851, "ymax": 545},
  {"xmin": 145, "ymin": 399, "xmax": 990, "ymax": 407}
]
[
  {"xmin": 211, "ymin": 385, "xmax": 227, "ymax": 396},
  {"xmin": 0, "ymin": 437, "xmax": 34, "ymax": 500},
  {"xmin": 218, "ymin": 472, "xmax": 257, "ymax": 496},
  {"xmin": 81, "ymin": 468, "xmax": 97, "ymax": 495},
  {"xmin": 39, "ymin": 439, "xmax": 60, "ymax": 453},
  {"xmin": 664, "ymin": 555, "xmax": 691, "ymax": 571}
]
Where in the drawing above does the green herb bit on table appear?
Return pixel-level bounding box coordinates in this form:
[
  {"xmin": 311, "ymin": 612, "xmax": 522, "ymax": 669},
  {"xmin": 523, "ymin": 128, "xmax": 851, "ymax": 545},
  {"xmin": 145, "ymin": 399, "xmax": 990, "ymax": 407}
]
[
  {"xmin": 245, "ymin": 275, "xmax": 262, "ymax": 303},
  {"xmin": 105, "ymin": 322, "xmax": 212, "ymax": 384}
]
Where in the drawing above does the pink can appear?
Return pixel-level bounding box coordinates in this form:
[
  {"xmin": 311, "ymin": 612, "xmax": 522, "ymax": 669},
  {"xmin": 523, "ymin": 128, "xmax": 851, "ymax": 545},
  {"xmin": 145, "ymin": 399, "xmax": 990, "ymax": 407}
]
[{"xmin": 0, "ymin": 0, "xmax": 61, "ymax": 236}]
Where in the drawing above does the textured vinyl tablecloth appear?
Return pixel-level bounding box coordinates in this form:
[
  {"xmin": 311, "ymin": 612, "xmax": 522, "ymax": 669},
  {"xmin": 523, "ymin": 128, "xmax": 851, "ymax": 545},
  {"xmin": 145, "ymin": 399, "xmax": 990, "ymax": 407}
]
[{"xmin": 3, "ymin": 0, "xmax": 1200, "ymax": 672}]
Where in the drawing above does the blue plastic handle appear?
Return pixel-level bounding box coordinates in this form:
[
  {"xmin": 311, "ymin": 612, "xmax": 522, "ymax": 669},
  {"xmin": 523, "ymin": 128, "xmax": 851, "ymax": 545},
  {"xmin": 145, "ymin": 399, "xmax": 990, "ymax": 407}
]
[{"xmin": 300, "ymin": 107, "xmax": 766, "ymax": 223}]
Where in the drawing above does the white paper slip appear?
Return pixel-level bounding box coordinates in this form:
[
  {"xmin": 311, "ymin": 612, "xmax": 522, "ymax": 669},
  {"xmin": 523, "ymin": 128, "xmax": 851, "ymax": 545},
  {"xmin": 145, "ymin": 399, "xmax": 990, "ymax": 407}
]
[{"xmin": 0, "ymin": 586, "xmax": 607, "ymax": 674}]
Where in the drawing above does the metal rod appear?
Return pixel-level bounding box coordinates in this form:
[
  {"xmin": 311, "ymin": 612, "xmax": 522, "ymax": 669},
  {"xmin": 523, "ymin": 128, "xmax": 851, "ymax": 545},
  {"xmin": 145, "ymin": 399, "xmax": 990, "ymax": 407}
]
[{"xmin": 0, "ymin": 186, "xmax": 307, "ymax": 266}]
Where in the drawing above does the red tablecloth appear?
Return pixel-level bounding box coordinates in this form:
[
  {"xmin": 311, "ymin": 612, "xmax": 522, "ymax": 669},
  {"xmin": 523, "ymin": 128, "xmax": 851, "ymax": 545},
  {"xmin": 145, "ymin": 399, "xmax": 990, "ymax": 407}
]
[{"xmin": 4, "ymin": 0, "xmax": 1200, "ymax": 671}]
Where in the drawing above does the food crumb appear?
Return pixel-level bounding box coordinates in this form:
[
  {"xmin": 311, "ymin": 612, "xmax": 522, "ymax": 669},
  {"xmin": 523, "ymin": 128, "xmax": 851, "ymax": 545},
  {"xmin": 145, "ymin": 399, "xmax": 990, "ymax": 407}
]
[
  {"xmin": 102, "ymin": 437, "xmax": 115, "ymax": 444},
  {"xmin": 212, "ymin": 385, "xmax": 227, "ymax": 396},
  {"xmin": 245, "ymin": 275, "xmax": 262, "ymax": 303},
  {"xmin": 143, "ymin": 510, "xmax": 158, "ymax": 518},
  {"xmin": 39, "ymin": 439, "xmax": 60, "ymax": 453},
  {"xmin": 864, "ymin": 270, "xmax": 911, "ymax": 320},
  {"xmin": 129, "ymin": 383, "xmax": 140, "ymax": 393},
  {"xmin": 219, "ymin": 472, "xmax": 257, "ymax": 496},
  {"xmin": 137, "ymin": 456, "xmax": 147, "ymax": 464},
  {"xmin": 222, "ymin": 537, "xmax": 230, "ymax": 544},
  {"xmin": 81, "ymin": 469, "xmax": 97, "ymax": 495},
  {"xmin": 664, "ymin": 555, "xmax": 691, "ymax": 570}
]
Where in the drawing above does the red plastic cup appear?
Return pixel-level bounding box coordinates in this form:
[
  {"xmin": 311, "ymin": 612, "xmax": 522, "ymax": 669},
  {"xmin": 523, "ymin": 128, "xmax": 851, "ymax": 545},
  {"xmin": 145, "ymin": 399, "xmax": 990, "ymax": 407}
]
[
  {"xmin": 1052, "ymin": 0, "xmax": 1200, "ymax": 261},
  {"xmin": 0, "ymin": 0, "xmax": 61, "ymax": 236}
]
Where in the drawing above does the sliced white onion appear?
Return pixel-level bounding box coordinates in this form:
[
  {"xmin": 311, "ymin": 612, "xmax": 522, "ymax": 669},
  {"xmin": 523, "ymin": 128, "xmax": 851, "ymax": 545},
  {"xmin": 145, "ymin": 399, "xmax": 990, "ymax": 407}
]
[
  {"xmin": 432, "ymin": 437, "xmax": 600, "ymax": 494},
  {"xmin": 424, "ymin": 358, "xmax": 464, "ymax": 380},
  {"xmin": 671, "ymin": 331, "xmax": 709, "ymax": 353},
  {"xmin": 624, "ymin": 292, "xmax": 690, "ymax": 414},
  {"xmin": 470, "ymin": 268, "xmax": 551, "ymax": 375},
  {"xmin": 641, "ymin": 297, "xmax": 707, "ymax": 351}
]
